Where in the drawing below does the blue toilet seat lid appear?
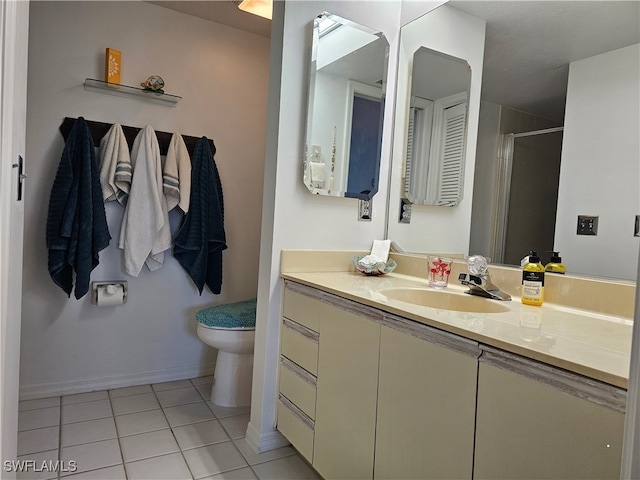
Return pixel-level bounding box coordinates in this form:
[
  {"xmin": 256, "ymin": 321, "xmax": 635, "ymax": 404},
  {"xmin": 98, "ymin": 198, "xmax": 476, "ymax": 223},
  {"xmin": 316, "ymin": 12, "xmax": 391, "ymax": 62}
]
[{"xmin": 195, "ymin": 298, "xmax": 257, "ymax": 329}]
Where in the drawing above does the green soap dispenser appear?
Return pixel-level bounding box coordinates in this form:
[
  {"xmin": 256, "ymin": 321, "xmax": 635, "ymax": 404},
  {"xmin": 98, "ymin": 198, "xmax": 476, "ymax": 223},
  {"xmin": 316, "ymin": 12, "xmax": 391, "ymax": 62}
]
[
  {"xmin": 545, "ymin": 251, "xmax": 566, "ymax": 274},
  {"xmin": 522, "ymin": 251, "xmax": 545, "ymax": 306}
]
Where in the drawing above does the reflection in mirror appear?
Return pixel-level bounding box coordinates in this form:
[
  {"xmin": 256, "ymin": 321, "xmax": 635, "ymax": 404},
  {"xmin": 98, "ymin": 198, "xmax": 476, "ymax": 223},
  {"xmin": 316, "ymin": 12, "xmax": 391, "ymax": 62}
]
[
  {"xmin": 453, "ymin": 1, "xmax": 640, "ymax": 281},
  {"xmin": 387, "ymin": 1, "xmax": 639, "ymax": 281},
  {"xmin": 404, "ymin": 47, "xmax": 471, "ymax": 206},
  {"xmin": 386, "ymin": 4, "xmax": 486, "ymax": 257},
  {"xmin": 303, "ymin": 12, "xmax": 389, "ymax": 199}
]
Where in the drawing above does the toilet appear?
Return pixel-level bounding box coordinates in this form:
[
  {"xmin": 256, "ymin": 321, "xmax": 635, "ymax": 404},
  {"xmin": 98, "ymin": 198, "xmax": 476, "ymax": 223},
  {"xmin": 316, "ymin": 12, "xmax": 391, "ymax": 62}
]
[{"xmin": 195, "ymin": 298, "xmax": 257, "ymax": 407}]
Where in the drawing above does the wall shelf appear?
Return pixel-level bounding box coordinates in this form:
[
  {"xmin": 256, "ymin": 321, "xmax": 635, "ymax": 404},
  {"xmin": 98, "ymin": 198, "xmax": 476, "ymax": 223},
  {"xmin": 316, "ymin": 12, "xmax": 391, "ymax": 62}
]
[{"xmin": 84, "ymin": 78, "xmax": 181, "ymax": 106}]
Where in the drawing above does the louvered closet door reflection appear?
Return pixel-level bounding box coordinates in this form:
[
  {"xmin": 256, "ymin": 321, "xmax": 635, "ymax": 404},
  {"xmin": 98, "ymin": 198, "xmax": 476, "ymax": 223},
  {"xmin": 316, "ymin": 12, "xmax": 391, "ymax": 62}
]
[{"xmin": 436, "ymin": 102, "xmax": 466, "ymax": 205}]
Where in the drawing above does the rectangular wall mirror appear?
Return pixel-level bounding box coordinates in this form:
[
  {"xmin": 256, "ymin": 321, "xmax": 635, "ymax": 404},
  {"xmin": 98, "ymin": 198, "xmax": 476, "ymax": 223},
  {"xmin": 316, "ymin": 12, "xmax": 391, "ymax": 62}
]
[
  {"xmin": 404, "ymin": 47, "xmax": 471, "ymax": 206},
  {"xmin": 386, "ymin": 4, "xmax": 486, "ymax": 257},
  {"xmin": 303, "ymin": 12, "xmax": 389, "ymax": 200},
  {"xmin": 386, "ymin": 1, "xmax": 639, "ymax": 281}
]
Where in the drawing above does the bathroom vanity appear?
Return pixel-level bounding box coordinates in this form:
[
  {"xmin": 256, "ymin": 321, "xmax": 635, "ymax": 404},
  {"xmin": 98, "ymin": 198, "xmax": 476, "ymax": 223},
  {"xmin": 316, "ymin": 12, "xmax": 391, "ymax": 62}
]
[{"xmin": 276, "ymin": 251, "xmax": 633, "ymax": 480}]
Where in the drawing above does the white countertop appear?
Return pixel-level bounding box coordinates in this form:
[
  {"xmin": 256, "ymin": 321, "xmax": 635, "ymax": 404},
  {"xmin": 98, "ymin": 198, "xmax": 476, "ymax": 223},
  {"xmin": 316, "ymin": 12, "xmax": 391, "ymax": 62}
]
[{"xmin": 281, "ymin": 270, "xmax": 632, "ymax": 389}]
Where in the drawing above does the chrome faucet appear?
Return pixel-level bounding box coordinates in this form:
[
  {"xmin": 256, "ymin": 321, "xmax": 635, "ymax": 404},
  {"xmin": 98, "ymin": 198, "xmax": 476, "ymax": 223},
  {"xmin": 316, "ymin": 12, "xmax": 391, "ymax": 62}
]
[{"xmin": 458, "ymin": 255, "xmax": 511, "ymax": 301}]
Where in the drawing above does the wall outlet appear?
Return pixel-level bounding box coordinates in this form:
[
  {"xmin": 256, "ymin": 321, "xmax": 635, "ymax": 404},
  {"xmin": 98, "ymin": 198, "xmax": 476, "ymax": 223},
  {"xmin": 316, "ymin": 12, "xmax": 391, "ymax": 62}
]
[
  {"xmin": 358, "ymin": 199, "xmax": 372, "ymax": 221},
  {"xmin": 311, "ymin": 144, "xmax": 321, "ymax": 160},
  {"xmin": 577, "ymin": 215, "xmax": 598, "ymax": 235},
  {"xmin": 399, "ymin": 198, "xmax": 412, "ymax": 223}
]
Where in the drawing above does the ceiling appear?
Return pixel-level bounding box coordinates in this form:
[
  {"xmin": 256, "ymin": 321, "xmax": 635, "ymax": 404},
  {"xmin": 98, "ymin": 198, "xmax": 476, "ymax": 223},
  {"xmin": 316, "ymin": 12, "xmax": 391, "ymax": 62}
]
[
  {"xmin": 147, "ymin": 1, "xmax": 272, "ymax": 37},
  {"xmin": 449, "ymin": 0, "xmax": 640, "ymax": 122},
  {"xmin": 150, "ymin": 1, "xmax": 640, "ymax": 122}
]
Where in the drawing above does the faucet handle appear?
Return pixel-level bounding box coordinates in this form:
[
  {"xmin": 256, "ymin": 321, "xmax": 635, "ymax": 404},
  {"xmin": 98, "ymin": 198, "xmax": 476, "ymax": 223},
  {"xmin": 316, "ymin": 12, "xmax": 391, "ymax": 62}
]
[{"xmin": 467, "ymin": 255, "xmax": 489, "ymax": 276}]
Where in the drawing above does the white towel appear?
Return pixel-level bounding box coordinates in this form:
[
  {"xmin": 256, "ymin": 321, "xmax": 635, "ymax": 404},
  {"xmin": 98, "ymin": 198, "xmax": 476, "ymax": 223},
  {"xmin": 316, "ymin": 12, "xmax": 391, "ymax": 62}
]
[
  {"xmin": 163, "ymin": 133, "xmax": 191, "ymax": 213},
  {"xmin": 99, "ymin": 123, "xmax": 131, "ymax": 205},
  {"xmin": 310, "ymin": 161, "xmax": 326, "ymax": 184},
  {"xmin": 118, "ymin": 126, "xmax": 171, "ymax": 276}
]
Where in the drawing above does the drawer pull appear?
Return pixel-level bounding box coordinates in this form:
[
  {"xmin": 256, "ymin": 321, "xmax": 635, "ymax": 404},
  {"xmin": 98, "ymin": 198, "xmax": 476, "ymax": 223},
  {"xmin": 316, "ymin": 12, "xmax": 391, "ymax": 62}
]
[
  {"xmin": 283, "ymin": 317, "xmax": 319, "ymax": 342},
  {"xmin": 279, "ymin": 394, "xmax": 315, "ymax": 430},
  {"xmin": 281, "ymin": 356, "xmax": 317, "ymax": 387}
]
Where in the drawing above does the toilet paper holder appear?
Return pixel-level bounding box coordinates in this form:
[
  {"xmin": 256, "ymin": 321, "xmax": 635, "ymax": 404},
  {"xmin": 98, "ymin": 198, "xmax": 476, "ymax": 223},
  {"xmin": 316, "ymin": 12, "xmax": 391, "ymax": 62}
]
[{"xmin": 91, "ymin": 281, "xmax": 128, "ymax": 305}]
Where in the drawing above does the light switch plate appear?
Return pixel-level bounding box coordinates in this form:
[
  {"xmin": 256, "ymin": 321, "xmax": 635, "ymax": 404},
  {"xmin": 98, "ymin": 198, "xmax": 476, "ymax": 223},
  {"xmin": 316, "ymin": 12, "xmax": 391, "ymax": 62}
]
[
  {"xmin": 577, "ymin": 215, "xmax": 598, "ymax": 235},
  {"xmin": 635, "ymin": 215, "xmax": 640, "ymax": 237}
]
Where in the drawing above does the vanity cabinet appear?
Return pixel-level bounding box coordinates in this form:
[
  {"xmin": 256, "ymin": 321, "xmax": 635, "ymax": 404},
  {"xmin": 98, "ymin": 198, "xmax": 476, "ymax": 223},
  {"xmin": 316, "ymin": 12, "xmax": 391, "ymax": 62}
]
[
  {"xmin": 277, "ymin": 281, "xmax": 627, "ymax": 480},
  {"xmin": 276, "ymin": 289, "xmax": 320, "ymax": 462},
  {"xmin": 313, "ymin": 302, "xmax": 381, "ymax": 479},
  {"xmin": 277, "ymin": 286, "xmax": 380, "ymax": 476},
  {"xmin": 474, "ymin": 349, "xmax": 626, "ymax": 480},
  {"xmin": 375, "ymin": 321, "xmax": 479, "ymax": 479}
]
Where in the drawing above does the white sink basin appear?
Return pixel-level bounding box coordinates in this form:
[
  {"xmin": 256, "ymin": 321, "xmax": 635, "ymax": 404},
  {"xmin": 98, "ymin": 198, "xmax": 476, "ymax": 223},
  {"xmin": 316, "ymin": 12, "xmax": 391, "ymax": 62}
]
[{"xmin": 380, "ymin": 287, "xmax": 511, "ymax": 314}]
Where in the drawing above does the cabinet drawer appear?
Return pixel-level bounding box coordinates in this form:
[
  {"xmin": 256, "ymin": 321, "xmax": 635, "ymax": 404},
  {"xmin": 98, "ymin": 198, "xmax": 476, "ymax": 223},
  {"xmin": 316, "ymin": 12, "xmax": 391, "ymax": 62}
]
[
  {"xmin": 283, "ymin": 289, "xmax": 320, "ymax": 332},
  {"xmin": 281, "ymin": 318, "xmax": 319, "ymax": 375},
  {"xmin": 279, "ymin": 356, "xmax": 317, "ymax": 420},
  {"xmin": 277, "ymin": 396, "xmax": 314, "ymax": 463}
]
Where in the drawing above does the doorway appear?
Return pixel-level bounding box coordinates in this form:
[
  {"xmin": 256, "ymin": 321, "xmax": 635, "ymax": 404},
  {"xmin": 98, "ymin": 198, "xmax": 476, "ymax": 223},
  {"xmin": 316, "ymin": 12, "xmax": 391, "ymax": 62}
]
[
  {"xmin": 345, "ymin": 94, "xmax": 383, "ymax": 199},
  {"xmin": 494, "ymin": 127, "xmax": 564, "ymax": 265}
]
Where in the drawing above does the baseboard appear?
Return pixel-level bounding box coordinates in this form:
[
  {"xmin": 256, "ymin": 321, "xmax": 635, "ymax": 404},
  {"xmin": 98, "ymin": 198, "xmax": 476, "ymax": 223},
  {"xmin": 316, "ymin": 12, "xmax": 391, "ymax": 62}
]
[
  {"xmin": 19, "ymin": 362, "xmax": 215, "ymax": 400},
  {"xmin": 246, "ymin": 420, "xmax": 289, "ymax": 453}
]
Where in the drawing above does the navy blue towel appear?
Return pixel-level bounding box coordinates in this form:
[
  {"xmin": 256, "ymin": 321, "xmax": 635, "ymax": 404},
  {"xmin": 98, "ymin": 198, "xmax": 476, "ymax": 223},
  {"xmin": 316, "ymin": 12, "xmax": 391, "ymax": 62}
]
[
  {"xmin": 174, "ymin": 137, "xmax": 226, "ymax": 294},
  {"xmin": 46, "ymin": 117, "xmax": 111, "ymax": 299}
]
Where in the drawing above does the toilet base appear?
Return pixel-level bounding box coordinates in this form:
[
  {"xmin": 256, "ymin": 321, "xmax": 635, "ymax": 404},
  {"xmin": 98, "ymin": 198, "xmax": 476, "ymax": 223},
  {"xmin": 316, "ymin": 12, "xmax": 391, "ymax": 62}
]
[{"xmin": 211, "ymin": 351, "xmax": 253, "ymax": 407}]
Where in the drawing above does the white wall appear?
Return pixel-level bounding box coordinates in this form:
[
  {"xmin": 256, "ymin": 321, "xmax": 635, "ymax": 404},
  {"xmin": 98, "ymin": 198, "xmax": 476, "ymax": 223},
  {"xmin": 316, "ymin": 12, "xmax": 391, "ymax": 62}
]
[
  {"xmin": 248, "ymin": 0, "xmax": 402, "ymax": 452},
  {"xmin": 555, "ymin": 44, "xmax": 640, "ymax": 280},
  {"xmin": 386, "ymin": 4, "xmax": 486, "ymax": 255},
  {"xmin": 20, "ymin": 1, "xmax": 269, "ymax": 397}
]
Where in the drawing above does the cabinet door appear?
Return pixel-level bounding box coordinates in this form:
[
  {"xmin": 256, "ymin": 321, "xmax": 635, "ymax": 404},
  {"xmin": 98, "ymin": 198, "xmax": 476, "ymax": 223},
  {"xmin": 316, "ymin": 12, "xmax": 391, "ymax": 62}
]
[
  {"xmin": 375, "ymin": 325, "xmax": 478, "ymax": 479},
  {"xmin": 474, "ymin": 362, "xmax": 624, "ymax": 479},
  {"xmin": 313, "ymin": 303, "xmax": 381, "ymax": 480}
]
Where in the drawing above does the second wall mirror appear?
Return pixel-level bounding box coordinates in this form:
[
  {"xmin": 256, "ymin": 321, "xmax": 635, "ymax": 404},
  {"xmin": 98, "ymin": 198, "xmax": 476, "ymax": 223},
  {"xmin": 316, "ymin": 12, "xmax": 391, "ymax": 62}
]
[
  {"xmin": 303, "ymin": 12, "xmax": 389, "ymax": 200},
  {"xmin": 404, "ymin": 47, "xmax": 471, "ymax": 206}
]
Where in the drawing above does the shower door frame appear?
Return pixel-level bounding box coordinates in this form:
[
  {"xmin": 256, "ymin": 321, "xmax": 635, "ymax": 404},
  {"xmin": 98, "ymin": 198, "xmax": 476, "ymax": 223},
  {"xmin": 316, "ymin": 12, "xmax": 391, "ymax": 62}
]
[{"xmin": 491, "ymin": 126, "xmax": 564, "ymax": 264}]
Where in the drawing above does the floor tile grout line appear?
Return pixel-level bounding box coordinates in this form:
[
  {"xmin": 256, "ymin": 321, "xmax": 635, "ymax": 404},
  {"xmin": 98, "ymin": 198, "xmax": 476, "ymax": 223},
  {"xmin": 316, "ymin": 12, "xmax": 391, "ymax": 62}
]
[
  {"xmin": 57, "ymin": 398, "xmax": 63, "ymax": 480},
  {"xmin": 58, "ymin": 462, "xmax": 124, "ymax": 479},
  {"xmin": 59, "ymin": 414, "xmax": 115, "ymax": 427},
  {"xmin": 227, "ymin": 436, "xmax": 255, "ymax": 472},
  {"xmin": 191, "ymin": 378, "xmax": 218, "ymax": 419},
  {"xmin": 151, "ymin": 381, "xmax": 197, "ymax": 479},
  {"xmin": 17, "ymin": 399, "xmax": 61, "ymax": 413},
  {"xmin": 108, "ymin": 385, "xmax": 154, "ymax": 398},
  {"xmin": 189, "ymin": 378, "xmax": 255, "ymax": 451},
  {"xmin": 107, "ymin": 389, "xmax": 129, "ymax": 480},
  {"xmin": 117, "ymin": 439, "xmax": 182, "ymax": 466},
  {"xmin": 187, "ymin": 378, "xmax": 260, "ymax": 475},
  {"xmin": 17, "ymin": 423, "xmax": 60, "ymax": 434},
  {"xmin": 111, "ymin": 406, "xmax": 161, "ymax": 418},
  {"xmin": 59, "ymin": 394, "xmax": 110, "ymax": 407},
  {"xmin": 60, "ymin": 435, "xmax": 120, "ymax": 450},
  {"xmin": 174, "ymin": 437, "xmax": 232, "ymax": 453}
]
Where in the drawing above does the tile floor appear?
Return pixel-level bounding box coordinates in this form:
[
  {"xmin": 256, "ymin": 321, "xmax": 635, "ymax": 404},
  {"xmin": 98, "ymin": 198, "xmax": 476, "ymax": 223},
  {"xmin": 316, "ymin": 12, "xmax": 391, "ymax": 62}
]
[{"xmin": 16, "ymin": 377, "xmax": 320, "ymax": 480}]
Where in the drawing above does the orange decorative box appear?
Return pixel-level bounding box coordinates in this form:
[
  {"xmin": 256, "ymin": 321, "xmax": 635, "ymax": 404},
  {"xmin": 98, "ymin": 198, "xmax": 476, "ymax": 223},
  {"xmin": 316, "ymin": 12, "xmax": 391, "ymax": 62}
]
[{"xmin": 105, "ymin": 48, "xmax": 121, "ymax": 84}]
